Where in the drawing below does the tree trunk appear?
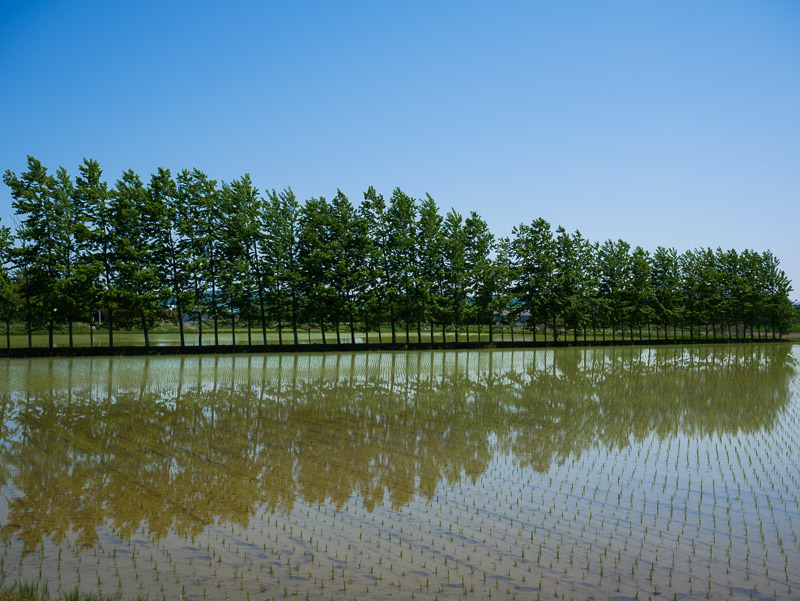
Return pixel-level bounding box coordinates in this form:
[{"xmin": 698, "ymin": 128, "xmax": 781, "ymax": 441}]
[
  {"xmin": 247, "ymin": 306, "xmax": 252, "ymax": 346},
  {"xmin": 430, "ymin": 321, "xmax": 435, "ymax": 344},
  {"xmin": 552, "ymin": 315, "xmax": 557, "ymax": 342},
  {"xmin": 336, "ymin": 320, "xmax": 341, "ymax": 346},
  {"xmin": 177, "ymin": 300, "xmax": 185, "ymax": 348},
  {"xmin": 212, "ymin": 281, "xmax": 219, "ymax": 346},
  {"xmin": 291, "ymin": 291, "xmax": 299, "ymax": 345},
  {"xmin": 278, "ymin": 311, "xmax": 284, "ymax": 345},
  {"xmin": 488, "ymin": 322, "xmax": 493, "ymax": 342},
  {"xmin": 142, "ymin": 310, "xmax": 150, "ymax": 348},
  {"xmin": 231, "ymin": 311, "xmax": 236, "ymax": 346},
  {"xmin": 258, "ymin": 289, "xmax": 267, "ymax": 346},
  {"xmin": 108, "ymin": 305, "xmax": 114, "ymax": 348},
  {"xmin": 442, "ymin": 323, "xmax": 446, "ymax": 343},
  {"xmin": 466, "ymin": 323, "xmax": 470, "ymax": 343},
  {"xmin": 48, "ymin": 316, "xmax": 54, "ymax": 349},
  {"xmin": 349, "ymin": 305, "xmax": 356, "ymax": 344},
  {"xmin": 390, "ymin": 307, "xmax": 396, "ymax": 344},
  {"xmin": 321, "ymin": 323, "xmax": 327, "ymax": 345},
  {"xmin": 198, "ymin": 309, "xmax": 203, "ymax": 346},
  {"xmin": 417, "ymin": 321, "xmax": 422, "ymax": 344},
  {"xmin": 5, "ymin": 317, "xmax": 9, "ymax": 349}
]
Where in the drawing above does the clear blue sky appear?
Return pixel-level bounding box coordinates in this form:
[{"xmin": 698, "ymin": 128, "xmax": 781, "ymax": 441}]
[{"xmin": 2, "ymin": 1, "xmax": 799, "ymax": 297}]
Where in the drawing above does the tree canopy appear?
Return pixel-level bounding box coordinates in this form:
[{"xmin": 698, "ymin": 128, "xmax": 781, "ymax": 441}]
[{"xmin": 2, "ymin": 156, "xmax": 795, "ymax": 348}]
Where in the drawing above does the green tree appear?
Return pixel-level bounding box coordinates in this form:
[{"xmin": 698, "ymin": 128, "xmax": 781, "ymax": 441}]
[
  {"xmin": 552, "ymin": 226, "xmax": 579, "ymax": 340},
  {"xmin": 693, "ymin": 248, "xmax": 723, "ymax": 339},
  {"xmin": 219, "ymin": 177, "xmax": 255, "ymax": 345},
  {"xmin": 298, "ymin": 196, "xmax": 336, "ymax": 343},
  {"xmin": 629, "ymin": 246, "xmax": 652, "ymax": 339},
  {"xmin": 651, "ymin": 246, "xmax": 681, "ymax": 340},
  {"xmin": 360, "ymin": 186, "xmax": 391, "ymax": 342},
  {"xmin": 415, "ymin": 194, "xmax": 445, "ymax": 342},
  {"xmin": 597, "ymin": 239, "xmax": 632, "ymax": 341},
  {"xmin": 386, "ymin": 188, "xmax": 417, "ymax": 342},
  {"xmin": 511, "ymin": 218, "xmax": 555, "ymax": 341},
  {"xmin": 464, "ymin": 211, "xmax": 495, "ymax": 341},
  {"xmin": 330, "ymin": 190, "xmax": 369, "ymax": 344},
  {"xmin": 716, "ymin": 248, "xmax": 744, "ymax": 339},
  {"xmin": 228, "ymin": 175, "xmax": 266, "ymax": 345},
  {"xmin": 112, "ymin": 169, "xmax": 164, "ymax": 347},
  {"xmin": 759, "ymin": 251, "xmax": 794, "ymax": 337},
  {"xmin": 572, "ymin": 233, "xmax": 598, "ymax": 341},
  {"xmin": 4, "ymin": 156, "xmax": 60, "ymax": 348},
  {"xmin": 265, "ymin": 188, "xmax": 302, "ymax": 345},
  {"xmin": 51, "ymin": 166, "xmax": 82, "ymax": 347},
  {"xmin": 491, "ymin": 237, "xmax": 517, "ymax": 341},
  {"xmin": 441, "ymin": 209, "xmax": 467, "ymax": 341},
  {"xmin": 178, "ymin": 170, "xmax": 221, "ymax": 344},
  {"xmin": 0, "ymin": 218, "xmax": 15, "ymax": 348},
  {"xmin": 74, "ymin": 158, "xmax": 114, "ymax": 347},
  {"xmin": 149, "ymin": 168, "xmax": 190, "ymax": 347}
]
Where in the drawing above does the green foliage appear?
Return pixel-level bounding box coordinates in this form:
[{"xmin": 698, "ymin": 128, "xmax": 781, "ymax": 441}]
[
  {"xmin": 441, "ymin": 209, "xmax": 466, "ymax": 335},
  {"xmin": 2, "ymin": 158, "xmax": 795, "ymax": 345},
  {"xmin": 386, "ymin": 188, "xmax": 417, "ymax": 340},
  {"xmin": 463, "ymin": 211, "xmax": 495, "ymax": 332},
  {"xmin": 264, "ymin": 187, "xmax": 301, "ymax": 344},
  {"xmin": 511, "ymin": 218, "xmax": 555, "ymax": 338}
]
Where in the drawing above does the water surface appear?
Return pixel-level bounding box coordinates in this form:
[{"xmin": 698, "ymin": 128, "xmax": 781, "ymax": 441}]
[{"xmin": 1, "ymin": 345, "xmax": 798, "ymax": 600}]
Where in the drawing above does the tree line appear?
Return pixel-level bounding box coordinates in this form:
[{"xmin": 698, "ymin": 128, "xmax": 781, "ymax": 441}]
[{"xmin": 1, "ymin": 156, "xmax": 795, "ymax": 349}]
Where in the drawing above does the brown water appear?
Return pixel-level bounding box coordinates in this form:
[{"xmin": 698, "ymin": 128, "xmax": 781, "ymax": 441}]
[{"xmin": 0, "ymin": 345, "xmax": 798, "ymax": 600}]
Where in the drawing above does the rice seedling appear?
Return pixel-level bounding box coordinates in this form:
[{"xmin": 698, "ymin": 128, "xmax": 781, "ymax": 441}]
[{"xmin": 0, "ymin": 344, "xmax": 797, "ymax": 599}]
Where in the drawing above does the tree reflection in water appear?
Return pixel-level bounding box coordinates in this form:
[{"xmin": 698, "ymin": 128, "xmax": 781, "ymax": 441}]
[{"xmin": 0, "ymin": 345, "xmax": 793, "ymax": 553}]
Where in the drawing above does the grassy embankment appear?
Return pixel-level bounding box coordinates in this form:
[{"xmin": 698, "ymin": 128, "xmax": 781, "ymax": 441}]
[{"xmin": 0, "ymin": 320, "xmax": 792, "ymax": 349}]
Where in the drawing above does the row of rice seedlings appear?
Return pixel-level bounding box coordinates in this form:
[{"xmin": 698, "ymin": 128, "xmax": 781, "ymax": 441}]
[
  {"xmin": 1, "ymin": 345, "xmax": 797, "ymax": 600},
  {"xmin": 3, "ymin": 428, "xmax": 798, "ymax": 599}
]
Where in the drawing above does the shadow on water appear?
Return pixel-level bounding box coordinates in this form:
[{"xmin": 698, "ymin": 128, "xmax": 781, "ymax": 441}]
[{"xmin": 0, "ymin": 344, "xmax": 794, "ymax": 552}]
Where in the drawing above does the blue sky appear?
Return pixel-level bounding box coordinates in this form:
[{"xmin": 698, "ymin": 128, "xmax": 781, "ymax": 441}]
[{"xmin": 2, "ymin": 1, "xmax": 799, "ymax": 296}]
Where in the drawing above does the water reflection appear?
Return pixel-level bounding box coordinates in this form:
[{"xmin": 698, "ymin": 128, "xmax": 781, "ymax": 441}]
[{"xmin": 0, "ymin": 345, "xmax": 795, "ymax": 552}]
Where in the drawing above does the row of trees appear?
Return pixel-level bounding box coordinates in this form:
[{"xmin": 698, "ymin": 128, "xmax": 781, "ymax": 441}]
[{"xmin": 1, "ymin": 156, "xmax": 795, "ymax": 348}]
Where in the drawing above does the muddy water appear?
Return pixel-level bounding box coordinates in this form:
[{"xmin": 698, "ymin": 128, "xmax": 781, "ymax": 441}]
[{"xmin": 0, "ymin": 345, "xmax": 798, "ymax": 600}]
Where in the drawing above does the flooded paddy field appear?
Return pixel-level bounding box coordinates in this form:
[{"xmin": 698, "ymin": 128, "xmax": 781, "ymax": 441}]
[{"xmin": 0, "ymin": 345, "xmax": 798, "ymax": 601}]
